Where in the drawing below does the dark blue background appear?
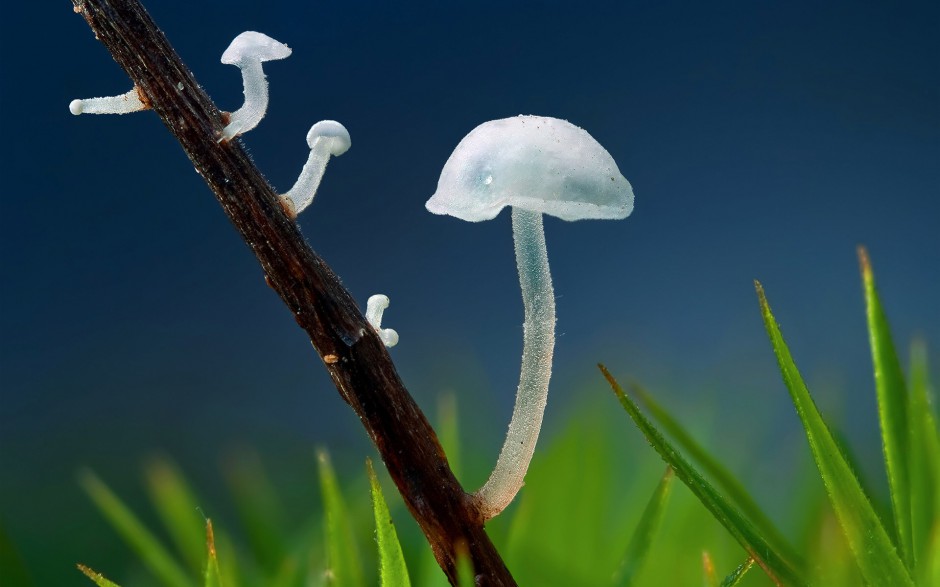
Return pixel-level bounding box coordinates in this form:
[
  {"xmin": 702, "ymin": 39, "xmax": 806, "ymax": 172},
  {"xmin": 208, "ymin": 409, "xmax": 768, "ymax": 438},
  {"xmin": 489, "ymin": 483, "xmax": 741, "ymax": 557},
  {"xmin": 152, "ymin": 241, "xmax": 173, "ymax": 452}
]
[{"xmin": 1, "ymin": 1, "xmax": 938, "ymax": 583}]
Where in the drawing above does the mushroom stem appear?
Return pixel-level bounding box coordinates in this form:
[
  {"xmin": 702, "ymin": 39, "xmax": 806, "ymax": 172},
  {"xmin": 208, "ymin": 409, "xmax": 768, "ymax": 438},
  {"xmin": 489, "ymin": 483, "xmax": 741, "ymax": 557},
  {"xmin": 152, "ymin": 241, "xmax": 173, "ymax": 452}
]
[
  {"xmin": 220, "ymin": 59, "xmax": 267, "ymax": 142},
  {"xmin": 473, "ymin": 207, "xmax": 555, "ymax": 520},
  {"xmin": 69, "ymin": 87, "xmax": 147, "ymax": 115},
  {"xmin": 281, "ymin": 137, "xmax": 336, "ymax": 215}
]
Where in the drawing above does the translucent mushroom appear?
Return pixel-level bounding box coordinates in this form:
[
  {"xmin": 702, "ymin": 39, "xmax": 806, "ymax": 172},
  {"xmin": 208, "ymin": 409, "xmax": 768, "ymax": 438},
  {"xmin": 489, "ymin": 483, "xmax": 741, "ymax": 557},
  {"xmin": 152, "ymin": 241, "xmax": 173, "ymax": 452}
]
[
  {"xmin": 280, "ymin": 121, "xmax": 351, "ymax": 217},
  {"xmin": 69, "ymin": 86, "xmax": 148, "ymax": 116},
  {"xmin": 426, "ymin": 115, "xmax": 634, "ymax": 520},
  {"xmin": 365, "ymin": 294, "xmax": 399, "ymax": 348},
  {"xmin": 218, "ymin": 31, "xmax": 291, "ymax": 142}
]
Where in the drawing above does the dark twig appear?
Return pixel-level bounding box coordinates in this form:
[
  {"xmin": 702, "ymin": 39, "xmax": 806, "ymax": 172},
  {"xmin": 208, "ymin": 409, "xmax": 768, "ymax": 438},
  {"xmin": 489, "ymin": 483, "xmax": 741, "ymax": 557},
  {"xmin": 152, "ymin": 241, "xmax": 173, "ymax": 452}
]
[{"xmin": 70, "ymin": 0, "xmax": 515, "ymax": 584}]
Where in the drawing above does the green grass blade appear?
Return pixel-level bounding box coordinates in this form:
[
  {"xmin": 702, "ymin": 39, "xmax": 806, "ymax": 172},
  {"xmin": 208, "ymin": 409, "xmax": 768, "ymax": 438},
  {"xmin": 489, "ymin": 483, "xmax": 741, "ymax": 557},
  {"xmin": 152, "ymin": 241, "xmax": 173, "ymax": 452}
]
[
  {"xmin": 203, "ymin": 520, "xmax": 222, "ymax": 587},
  {"xmin": 455, "ymin": 544, "xmax": 475, "ymax": 587},
  {"xmin": 223, "ymin": 451, "xmax": 287, "ymax": 572},
  {"xmin": 599, "ymin": 365, "xmax": 807, "ymax": 586},
  {"xmin": 77, "ymin": 564, "xmax": 122, "ymax": 587},
  {"xmin": 145, "ymin": 457, "xmax": 206, "ymax": 575},
  {"xmin": 632, "ymin": 384, "xmax": 800, "ymax": 565},
  {"xmin": 79, "ymin": 470, "xmax": 193, "ymax": 587},
  {"xmin": 366, "ymin": 458, "xmax": 412, "ymax": 587},
  {"xmin": 702, "ymin": 551, "xmax": 718, "ymax": 587},
  {"xmin": 317, "ymin": 449, "xmax": 366, "ymax": 587},
  {"xmin": 909, "ymin": 341, "xmax": 940, "ymax": 566},
  {"xmin": 438, "ymin": 392, "xmax": 462, "ymax": 480},
  {"xmin": 859, "ymin": 247, "xmax": 913, "ymax": 567},
  {"xmin": 612, "ymin": 466, "xmax": 675, "ymax": 586},
  {"xmin": 720, "ymin": 557, "xmax": 755, "ymax": 587},
  {"xmin": 755, "ymin": 281, "xmax": 913, "ymax": 586}
]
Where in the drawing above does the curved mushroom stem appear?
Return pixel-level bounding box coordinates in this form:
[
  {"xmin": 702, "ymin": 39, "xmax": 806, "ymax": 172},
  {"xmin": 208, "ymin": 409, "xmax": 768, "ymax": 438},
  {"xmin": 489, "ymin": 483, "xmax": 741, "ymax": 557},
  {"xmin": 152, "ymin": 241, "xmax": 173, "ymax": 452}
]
[
  {"xmin": 472, "ymin": 207, "xmax": 555, "ymax": 520},
  {"xmin": 281, "ymin": 136, "xmax": 338, "ymax": 216},
  {"xmin": 220, "ymin": 59, "xmax": 268, "ymax": 142},
  {"xmin": 366, "ymin": 294, "xmax": 399, "ymax": 348}
]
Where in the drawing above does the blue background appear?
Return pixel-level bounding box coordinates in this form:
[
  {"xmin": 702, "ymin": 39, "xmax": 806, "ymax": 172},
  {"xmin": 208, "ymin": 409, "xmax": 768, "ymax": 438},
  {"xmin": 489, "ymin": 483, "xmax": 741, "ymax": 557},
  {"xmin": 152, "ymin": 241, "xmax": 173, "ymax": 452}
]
[{"xmin": 1, "ymin": 1, "xmax": 938, "ymax": 584}]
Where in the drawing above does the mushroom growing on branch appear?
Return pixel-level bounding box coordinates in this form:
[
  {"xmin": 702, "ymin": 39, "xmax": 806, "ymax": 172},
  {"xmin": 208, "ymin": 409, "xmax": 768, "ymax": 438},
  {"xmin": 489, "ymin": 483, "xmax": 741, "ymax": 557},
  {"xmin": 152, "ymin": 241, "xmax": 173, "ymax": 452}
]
[
  {"xmin": 426, "ymin": 115, "xmax": 634, "ymax": 520},
  {"xmin": 218, "ymin": 31, "xmax": 291, "ymax": 142},
  {"xmin": 280, "ymin": 120, "xmax": 351, "ymax": 217}
]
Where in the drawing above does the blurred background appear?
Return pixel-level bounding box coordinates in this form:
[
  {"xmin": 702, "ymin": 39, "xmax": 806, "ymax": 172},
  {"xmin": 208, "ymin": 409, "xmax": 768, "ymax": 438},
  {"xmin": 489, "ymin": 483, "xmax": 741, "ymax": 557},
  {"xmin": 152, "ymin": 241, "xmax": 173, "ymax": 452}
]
[{"xmin": 1, "ymin": 0, "xmax": 938, "ymax": 584}]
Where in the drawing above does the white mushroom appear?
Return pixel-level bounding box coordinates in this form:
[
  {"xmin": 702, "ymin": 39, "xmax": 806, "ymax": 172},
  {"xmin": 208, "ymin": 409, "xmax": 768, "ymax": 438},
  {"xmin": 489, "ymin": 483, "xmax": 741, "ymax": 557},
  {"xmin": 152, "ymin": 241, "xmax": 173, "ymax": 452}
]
[
  {"xmin": 280, "ymin": 120, "xmax": 351, "ymax": 217},
  {"xmin": 218, "ymin": 31, "xmax": 291, "ymax": 142},
  {"xmin": 426, "ymin": 115, "xmax": 634, "ymax": 520},
  {"xmin": 365, "ymin": 294, "xmax": 399, "ymax": 348},
  {"xmin": 69, "ymin": 87, "xmax": 148, "ymax": 116}
]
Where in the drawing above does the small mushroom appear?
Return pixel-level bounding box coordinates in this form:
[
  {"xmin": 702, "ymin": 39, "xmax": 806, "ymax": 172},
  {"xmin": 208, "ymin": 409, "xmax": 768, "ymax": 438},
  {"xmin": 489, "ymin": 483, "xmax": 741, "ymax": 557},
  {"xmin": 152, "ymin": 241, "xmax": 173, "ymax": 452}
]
[
  {"xmin": 365, "ymin": 294, "xmax": 399, "ymax": 348},
  {"xmin": 218, "ymin": 31, "xmax": 291, "ymax": 142},
  {"xmin": 69, "ymin": 86, "xmax": 148, "ymax": 116},
  {"xmin": 280, "ymin": 120, "xmax": 351, "ymax": 217},
  {"xmin": 426, "ymin": 115, "xmax": 634, "ymax": 520}
]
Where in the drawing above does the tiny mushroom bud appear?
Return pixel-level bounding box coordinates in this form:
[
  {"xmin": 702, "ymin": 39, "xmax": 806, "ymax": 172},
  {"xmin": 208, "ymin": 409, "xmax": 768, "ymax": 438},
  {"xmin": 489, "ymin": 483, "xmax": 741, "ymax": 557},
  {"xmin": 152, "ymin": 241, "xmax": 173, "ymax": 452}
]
[
  {"xmin": 365, "ymin": 294, "xmax": 399, "ymax": 348},
  {"xmin": 69, "ymin": 86, "xmax": 148, "ymax": 116},
  {"xmin": 218, "ymin": 31, "xmax": 291, "ymax": 142},
  {"xmin": 426, "ymin": 115, "xmax": 634, "ymax": 520},
  {"xmin": 280, "ymin": 121, "xmax": 351, "ymax": 217}
]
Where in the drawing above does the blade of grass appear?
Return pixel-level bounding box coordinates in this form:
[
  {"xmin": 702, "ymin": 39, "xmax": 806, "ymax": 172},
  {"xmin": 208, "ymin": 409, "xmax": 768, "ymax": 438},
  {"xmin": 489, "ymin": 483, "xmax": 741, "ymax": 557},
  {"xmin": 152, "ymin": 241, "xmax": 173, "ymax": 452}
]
[
  {"xmin": 612, "ymin": 466, "xmax": 675, "ymax": 586},
  {"xmin": 79, "ymin": 470, "xmax": 192, "ymax": 587},
  {"xmin": 145, "ymin": 457, "xmax": 206, "ymax": 575},
  {"xmin": 755, "ymin": 280, "xmax": 913, "ymax": 586},
  {"xmin": 859, "ymin": 247, "xmax": 913, "ymax": 568},
  {"xmin": 317, "ymin": 449, "xmax": 366, "ymax": 587},
  {"xmin": 455, "ymin": 543, "xmax": 475, "ymax": 587},
  {"xmin": 203, "ymin": 520, "xmax": 222, "ymax": 587},
  {"xmin": 599, "ymin": 365, "xmax": 806, "ymax": 586},
  {"xmin": 702, "ymin": 551, "xmax": 718, "ymax": 587},
  {"xmin": 366, "ymin": 458, "xmax": 412, "ymax": 587},
  {"xmin": 77, "ymin": 564, "xmax": 122, "ymax": 587},
  {"xmin": 632, "ymin": 384, "xmax": 799, "ymax": 565},
  {"xmin": 909, "ymin": 340, "xmax": 940, "ymax": 566},
  {"xmin": 720, "ymin": 557, "xmax": 755, "ymax": 587},
  {"xmin": 223, "ymin": 451, "xmax": 287, "ymax": 572}
]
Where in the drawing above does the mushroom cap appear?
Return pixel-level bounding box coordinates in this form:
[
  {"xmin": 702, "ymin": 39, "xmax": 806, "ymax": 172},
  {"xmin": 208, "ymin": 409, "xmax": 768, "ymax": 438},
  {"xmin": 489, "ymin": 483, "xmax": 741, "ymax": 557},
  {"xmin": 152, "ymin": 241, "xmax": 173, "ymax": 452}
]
[
  {"xmin": 221, "ymin": 31, "xmax": 292, "ymax": 65},
  {"xmin": 307, "ymin": 120, "xmax": 351, "ymax": 155},
  {"xmin": 426, "ymin": 115, "xmax": 634, "ymax": 222}
]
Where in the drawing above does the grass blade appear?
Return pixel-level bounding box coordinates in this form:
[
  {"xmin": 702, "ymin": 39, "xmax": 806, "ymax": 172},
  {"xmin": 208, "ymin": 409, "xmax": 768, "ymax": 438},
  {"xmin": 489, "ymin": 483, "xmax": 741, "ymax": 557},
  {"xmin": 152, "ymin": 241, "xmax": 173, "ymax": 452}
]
[
  {"xmin": 366, "ymin": 458, "xmax": 412, "ymax": 587},
  {"xmin": 599, "ymin": 365, "xmax": 806, "ymax": 586},
  {"xmin": 77, "ymin": 564, "xmax": 122, "ymax": 587},
  {"xmin": 755, "ymin": 280, "xmax": 913, "ymax": 586},
  {"xmin": 203, "ymin": 520, "xmax": 222, "ymax": 587},
  {"xmin": 720, "ymin": 557, "xmax": 755, "ymax": 587},
  {"xmin": 223, "ymin": 451, "xmax": 287, "ymax": 572},
  {"xmin": 145, "ymin": 457, "xmax": 206, "ymax": 575},
  {"xmin": 79, "ymin": 470, "xmax": 192, "ymax": 587},
  {"xmin": 632, "ymin": 384, "xmax": 799, "ymax": 565},
  {"xmin": 702, "ymin": 551, "xmax": 718, "ymax": 587},
  {"xmin": 909, "ymin": 341, "xmax": 940, "ymax": 581},
  {"xmin": 317, "ymin": 449, "xmax": 365, "ymax": 587},
  {"xmin": 859, "ymin": 247, "xmax": 913, "ymax": 567},
  {"xmin": 612, "ymin": 466, "xmax": 675, "ymax": 586}
]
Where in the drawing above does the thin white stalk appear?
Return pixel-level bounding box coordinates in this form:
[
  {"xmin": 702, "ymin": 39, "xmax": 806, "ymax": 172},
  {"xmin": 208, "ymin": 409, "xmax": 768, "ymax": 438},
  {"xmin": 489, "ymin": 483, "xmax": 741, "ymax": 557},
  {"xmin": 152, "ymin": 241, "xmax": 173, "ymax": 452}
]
[
  {"xmin": 69, "ymin": 87, "xmax": 147, "ymax": 115},
  {"xmin": 281, "ymin": 137, "xmax": 336, "ymax": 215},
  {"xmin": 366, "ymin": 294, "xmax": 399, "ymax": 347},
  {"xmin": 220, "ymin": 59, "xmax": 267, "ymax": 141},
  {"xmin": 473, "ymin": 207, "xmax": 555, "ymax": 520}
]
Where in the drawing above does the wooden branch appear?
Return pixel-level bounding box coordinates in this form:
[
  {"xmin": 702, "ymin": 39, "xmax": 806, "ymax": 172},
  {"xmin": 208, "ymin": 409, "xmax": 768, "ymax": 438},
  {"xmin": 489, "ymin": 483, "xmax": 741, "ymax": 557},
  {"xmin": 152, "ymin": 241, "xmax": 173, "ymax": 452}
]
[{"xmin": 70, "ymin": 1, "xmax": 515, "ymax": 584}]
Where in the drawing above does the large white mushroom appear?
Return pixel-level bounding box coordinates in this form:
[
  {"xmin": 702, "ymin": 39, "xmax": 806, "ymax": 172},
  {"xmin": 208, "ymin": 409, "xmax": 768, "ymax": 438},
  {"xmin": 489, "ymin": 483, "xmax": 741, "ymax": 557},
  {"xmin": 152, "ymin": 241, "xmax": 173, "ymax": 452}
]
[
  {"xmin": 218, "ymin": 31, "xmax": 291, "ymax": 142},
  {"xmin": 426, "ymin": 115, "xmax": 634, "ymax": 520}
]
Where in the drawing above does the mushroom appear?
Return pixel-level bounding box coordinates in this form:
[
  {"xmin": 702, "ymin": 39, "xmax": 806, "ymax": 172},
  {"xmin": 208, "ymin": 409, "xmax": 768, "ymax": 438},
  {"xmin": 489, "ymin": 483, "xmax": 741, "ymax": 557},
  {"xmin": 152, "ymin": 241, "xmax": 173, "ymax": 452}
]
[
  {"xmin": 426, "ymin": 115, "xmax": 634, "ymax": 520},
  {"xmin": 218, "ymin": 31, "xmax": 291, "ymax": 142},
  {"xmin": 365, "ymin": 294, "xmax": 399, "ymax": 348},
  {"xmin": 280, "ymin": 120, "xmax": 351, "ymax": 217},
  {"xmin": 69, "ymin": 86, "xmax": 148, "ymax": 116}
]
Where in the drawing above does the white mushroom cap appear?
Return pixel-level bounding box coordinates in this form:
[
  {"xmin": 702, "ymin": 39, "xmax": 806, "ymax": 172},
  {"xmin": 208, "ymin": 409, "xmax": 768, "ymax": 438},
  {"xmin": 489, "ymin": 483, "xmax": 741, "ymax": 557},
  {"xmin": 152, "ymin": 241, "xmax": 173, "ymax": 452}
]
[
  {"xmin": 307, "ymin": 120, "xmax": 351, "ymax": 155},
  {"xmin": 221, "ymin": 31, "xmax": 292, "ymax": 65},
  {"xmin": 426, "ymin": 115, "xmax": 634, "ymax": 222}
]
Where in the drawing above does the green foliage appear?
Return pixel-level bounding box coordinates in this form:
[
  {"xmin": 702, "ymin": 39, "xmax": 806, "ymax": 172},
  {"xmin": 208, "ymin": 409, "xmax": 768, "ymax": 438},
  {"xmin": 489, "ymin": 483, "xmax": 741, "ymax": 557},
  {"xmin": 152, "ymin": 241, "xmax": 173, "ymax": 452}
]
[
  {"xmin": 366, "ymin": 459, "xmax": 411, "ymax": 587},
  {"xmin": 76, "ymin": 250, "xmax": 938, "ymax": 587}
]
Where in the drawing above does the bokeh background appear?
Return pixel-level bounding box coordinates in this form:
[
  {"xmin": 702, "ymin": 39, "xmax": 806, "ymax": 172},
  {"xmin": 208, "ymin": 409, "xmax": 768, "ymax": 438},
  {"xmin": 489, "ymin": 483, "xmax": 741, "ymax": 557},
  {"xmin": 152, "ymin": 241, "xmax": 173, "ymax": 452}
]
[{"xmin": 1, "ymin": 0, "xmax": 938, "ymax": 584}]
